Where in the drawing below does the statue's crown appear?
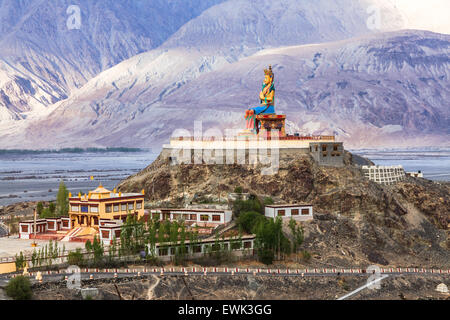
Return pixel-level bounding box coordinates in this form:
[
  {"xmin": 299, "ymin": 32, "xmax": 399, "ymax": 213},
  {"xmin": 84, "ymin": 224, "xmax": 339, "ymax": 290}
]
[{"xmin": 264, "ymin": 65, "xmax": 273, "ymax": 78}]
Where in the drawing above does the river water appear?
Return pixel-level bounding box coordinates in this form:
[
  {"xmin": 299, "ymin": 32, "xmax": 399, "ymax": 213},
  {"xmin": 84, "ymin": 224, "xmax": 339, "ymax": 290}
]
[
  {"xmin": 0, "ymin": 149, "xmax": 448, "ymax": 207},
  {"xmin": 0, "ymin": 151, "xmax": 157, "ymax": 207}
]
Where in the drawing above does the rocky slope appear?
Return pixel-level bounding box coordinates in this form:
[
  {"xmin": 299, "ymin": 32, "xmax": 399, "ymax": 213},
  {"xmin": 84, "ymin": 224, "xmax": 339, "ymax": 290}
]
[
  {"xmin": 31, "ymin": 275, "xmax": 450, "ymax": 300},
  {"xmin": 117, "ymin": 149, "xmax": 449, "ymax": 268}
]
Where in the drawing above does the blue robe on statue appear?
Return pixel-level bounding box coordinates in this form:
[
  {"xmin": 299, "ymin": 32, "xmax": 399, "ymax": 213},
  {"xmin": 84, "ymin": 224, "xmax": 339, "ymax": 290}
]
[{"xmin": 250, "ymin": 104, "xmax": 275, "ymax": 115}]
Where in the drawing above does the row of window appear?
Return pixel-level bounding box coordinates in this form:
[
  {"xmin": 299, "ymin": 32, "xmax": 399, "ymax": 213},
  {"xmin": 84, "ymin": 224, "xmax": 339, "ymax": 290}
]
[
  {"xmin": 70, "ymin": 201, "xmax": 142, "ymax": 214},
  {"xmin": 322, "ymin": 152, "xmax": 341, "ymax": 157},
  {"xmin": 71, "ymin": 205, "xmax": 98, "ymax": 213},
  {"xmin": 311, "ymin": 144, "xmax": 341, "ymax": 152},
  {"xmin": 106, "ymin": 201, "xmax": 142, "ymax": 213},
  {"xmin": 277, "ymin": 208, "xmax": 310, "ymax": 216},
  {"xmin": 155, "ymin": 213, "xmax": 223, "ymax": 222},
  {"xmin": 158, "ymin": 240, "xmax": 253, "ymax": 256}
]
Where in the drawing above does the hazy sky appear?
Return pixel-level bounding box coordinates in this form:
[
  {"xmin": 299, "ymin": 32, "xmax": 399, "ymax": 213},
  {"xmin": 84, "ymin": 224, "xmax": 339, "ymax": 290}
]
[{"xmin": 390, "ymin": 0, "xmax": 450, "ymax": 34}]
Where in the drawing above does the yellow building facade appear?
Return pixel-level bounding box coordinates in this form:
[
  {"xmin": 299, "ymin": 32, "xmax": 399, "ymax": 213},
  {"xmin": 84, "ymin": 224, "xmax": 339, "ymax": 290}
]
[{"xmin": 68, "ymin": 185, "xmax": 145, "ymax": 229}]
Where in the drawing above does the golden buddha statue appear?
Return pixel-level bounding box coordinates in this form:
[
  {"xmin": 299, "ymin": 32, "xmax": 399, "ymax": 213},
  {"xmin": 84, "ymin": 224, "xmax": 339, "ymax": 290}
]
[{"xmin": 245, "ymin": 65, "xmax": 276, "ymax": 132}]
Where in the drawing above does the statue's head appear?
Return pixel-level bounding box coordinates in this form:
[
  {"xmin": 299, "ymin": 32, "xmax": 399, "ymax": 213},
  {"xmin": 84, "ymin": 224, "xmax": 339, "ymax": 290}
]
[{"xmin": 263, "ymin": 65, "xmax": 274, "ymax": 85}]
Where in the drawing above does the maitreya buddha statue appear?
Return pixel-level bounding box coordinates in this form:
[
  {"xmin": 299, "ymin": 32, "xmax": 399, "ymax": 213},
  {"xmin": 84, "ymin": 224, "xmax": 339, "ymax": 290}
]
[{"xmin": 244, "ymin": 65, "xmax": 275, "ymax": 132}]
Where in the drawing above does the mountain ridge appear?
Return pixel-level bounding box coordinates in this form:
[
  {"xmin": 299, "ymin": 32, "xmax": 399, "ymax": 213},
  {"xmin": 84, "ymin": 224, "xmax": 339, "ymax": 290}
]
[{"xmin": 9, "ymin": 29, "xmax": 448, "ymax": 150}]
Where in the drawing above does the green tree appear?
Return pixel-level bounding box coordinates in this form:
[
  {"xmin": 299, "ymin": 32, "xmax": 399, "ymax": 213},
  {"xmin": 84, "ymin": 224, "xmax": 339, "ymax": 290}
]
[
  {"xmin": 40, "ymin": 207, "xmax": 51, "ymax": 218},
  {"xmin": 36, "ymin": 202, "xmax": 44, "ymax": 216},
  {"xmin": 233, "ymin": 196, "xmax": 263, "ymax": 217},
  {"xmin": 92, "ymin": 236, "xmax": 104, "ymax": 266},
  {"xmin": 288, "ymin": 219, "xmax": 304, "ymax": 253},
  {"xmin": 237, "ymin": 211, "xmax": 266, "ymax": 234},
  {"xmin": 5, "ymin": 276, "xmax": 32, "ymax": 300},
  {"xmin": 254, "ymin": 217, "xmax": 291, "ymax": 265},
  {"xmin": 56, "ymin": 180, "xmax": 69, "ymax": 217},
  {"xmin": 68, "ymin": 248, "xmax": 84, "ymax": 266},
  {"xmin": 48, "ymin": 202, "xmax": 56, "ymax": 216},
  {"xmin": 263, "ymin": 197, "xmax": 274, "ymax": 205},
  {"xmin": 15, "ymin": 252, "xmax": 25, "ymax": 271},
  {"xmin": 31, "ymin": 250, "xmax": 37, "ymax": 268}
]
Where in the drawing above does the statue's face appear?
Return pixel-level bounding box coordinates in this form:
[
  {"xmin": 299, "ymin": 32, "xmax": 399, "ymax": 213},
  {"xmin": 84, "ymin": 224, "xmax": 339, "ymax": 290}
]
[{"xmin": 263, "ymin": 75, "xmax": 272, "ymax": 85}]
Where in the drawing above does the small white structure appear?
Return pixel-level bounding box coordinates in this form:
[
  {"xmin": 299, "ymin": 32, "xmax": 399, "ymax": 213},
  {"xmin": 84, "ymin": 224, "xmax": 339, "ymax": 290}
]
[
  {"xmin": 265, "ymin": 204, "xmax": 313, "ymax": 221},
  {"xmin": 406, "ymin": 171, "xmax": 423, "ymax": 178},
  {"xmin": 19, "ymin": 219, "xmax": 47, "ymax": 239},
  {"xmin": 361, "ymin": 165, "xmax": 406, "ymax": 185},
  {"xmin": 98, "ymin": 219, "xmax": 123, "ymax": 245}
]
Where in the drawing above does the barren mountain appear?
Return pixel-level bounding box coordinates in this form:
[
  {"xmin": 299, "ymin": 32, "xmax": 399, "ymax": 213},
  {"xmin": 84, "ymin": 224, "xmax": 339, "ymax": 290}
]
[
  {"xmin": 15, "ymin": 30, "xmax": 450, "ymax": 149},
  {"xmin": 0, "ymin": 0, "xmax": 408, "ymax": 148},
  {"xmin": 0, "ymin": 0, "xmax": 226, "ymax": 122}
]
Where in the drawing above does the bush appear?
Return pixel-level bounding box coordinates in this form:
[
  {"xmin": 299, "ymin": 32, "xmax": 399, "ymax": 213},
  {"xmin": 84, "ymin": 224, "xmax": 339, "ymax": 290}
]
[
  {"xmin": 5, "ymin": 276, "xmax": 32, "ymax": 300},
  {"xmin": 234, "ymin": 186, "xmax": 243, "ymax": 193},
  {"xmin": 301, "ymin": 250, "xmax": 311, "ymax": 262},
  {"xmin": 237, "ymin": 211, "xmax": 266, "ymax": 234},
  {"xmin": 263, "ymin": 197, "xmax": 274, "ymax": 205},
  {"xmin": 233, "ymin": 197, "xmax": 262, "ymax": 216},
  {"xmin": 68, "ymin": 248, "xmax": 84, "ymax": 266}
]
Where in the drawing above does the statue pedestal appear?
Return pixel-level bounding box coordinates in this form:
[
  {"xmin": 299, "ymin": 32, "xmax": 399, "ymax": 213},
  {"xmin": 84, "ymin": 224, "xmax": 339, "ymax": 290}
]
[{"xmin": 256, "ymin": 114, "xmax": 286, "ymax": 138}]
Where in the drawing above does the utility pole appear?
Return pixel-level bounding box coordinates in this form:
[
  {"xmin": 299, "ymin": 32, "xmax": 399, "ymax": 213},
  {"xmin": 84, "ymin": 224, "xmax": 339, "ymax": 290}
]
[{"xmin": 32, "ymin": 208, "xmax": 37, "ymax": 247}]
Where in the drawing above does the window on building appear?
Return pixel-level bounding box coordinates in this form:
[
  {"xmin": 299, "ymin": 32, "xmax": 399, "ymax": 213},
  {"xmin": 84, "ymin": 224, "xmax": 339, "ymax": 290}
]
[
  {"xmin": 333, "ymin": 144, "xmax": 338, "ymax": 151},
  {"xmin": 183, "ymin": 214, "xmax": 189, "ymax": 220},
  {"xmin": 223, "ymin": 243, "xmax": 229, "ymax": 251},
  {"xmin": 190, "ymin": 214, "xmax": 197, "ymax": 220},
  {"xmin": 128, "ymin": 203, "xmax": 134, "ymax": 211},
  {"xmin": 277, "ymin": 210, "xmax": 285, "ymax": 216},
  {"xmin": 315, "ymin": 145, "xmax": 318, "ymax": 151},
  {"xmin": 192, "ymin": 245, "xmax": 202, "ymax": 253},
  {"xmin": 200, "ymin": 215, "xmax": 209, "ymax": 221},
  {"xmin": 115, "ymin": 230, "xmax": 121, "ymax": 238},
  {"xmin": 71, "ymin": 205, "xmax": 79, "ymax": 212},
  {"xmin": 121, "ymin": 203, "xmax": 127, "ymax": 211},
  {"xmin": 170, "ymin": 248, "xmax": 176, "ymax": 255},
  {"xmin": 113, "ymin": 204, "xmax": 119, "ymax": 212},
  {"xmin": 212, "ymin": 215, "xmax": 221, "ymax": 221},
  {"xmin": 159, "ymin": 248, "xmax": 168, "ymax": 256},
  {"xmin": 301, "ymin": 208, "xmax": 310, "ymax": 215},
  {"xmin": 212, "ymin": 244, "xmax": 221, "ymax": 251},
  {"xmin": 322, "ymin": 145, "xmax": 327, "ymax": 151},
  {"xmin": 21, "ymin": 225, "xmax": 28, "ymax": 233},
  {"xmin": 81, "ymin": 206, "xmax": 88, "ymax": 213},
  {"xmin": 136, "ymin": 201, "xmax": 143, "ymax": 209},
  {"xmin": 231, "ymin": 241, "xmax": 242, "ymax": 250},
  {"xmin": 291, "ymin": 209, "xmax": 299, "ymax": 215},
  {"xmin": 90, "ymin": 206, "xmax": 99, "ymax": 213},
  {"xmin": 101, "ymin": 230, "xmax": 110, "ymax": 239},
  {"xmin": 242, "ymin": 241, "xmax": 251, "ymax": 249},
  {"xmin": 106, "ymin": 204, "xmax": 112, "ymax": 213}
]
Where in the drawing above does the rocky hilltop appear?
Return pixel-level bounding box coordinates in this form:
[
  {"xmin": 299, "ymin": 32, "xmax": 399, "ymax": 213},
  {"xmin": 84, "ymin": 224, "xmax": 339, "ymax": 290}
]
[{"xmin": 118, "ymin": 149, "xmax": 449, "ymax": 268}]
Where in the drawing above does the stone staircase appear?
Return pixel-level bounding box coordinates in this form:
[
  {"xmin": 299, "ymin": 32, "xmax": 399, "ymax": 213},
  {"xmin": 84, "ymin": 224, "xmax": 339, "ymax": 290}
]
[{"xmin": 61, "ymin": 227, "xmax": 82, "ymax": 242}]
